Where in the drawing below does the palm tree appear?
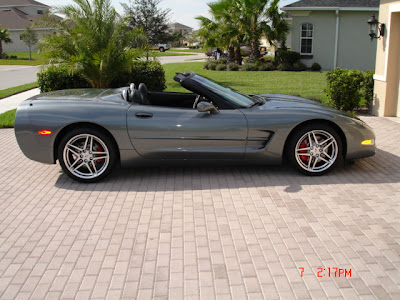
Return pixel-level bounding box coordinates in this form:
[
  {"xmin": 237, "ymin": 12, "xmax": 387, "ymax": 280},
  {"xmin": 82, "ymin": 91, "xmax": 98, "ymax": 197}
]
[
  {"xmin": 236, "ymin": 0, "xmax": 271, "ymax": 63},
  {"xmin": 0, "ymin": 25, "xmax": 12, "ymax": 57},
  {"xmin": 38, "ymin": 0, "xmax": 143, "ymax": 88},
  {"xmin": 197, "ymin": 0, "xmax": 244, "ymax": 64},
  {"xmin": 264, "ymin": 0, "xmax": 290, "ymax": 53}
]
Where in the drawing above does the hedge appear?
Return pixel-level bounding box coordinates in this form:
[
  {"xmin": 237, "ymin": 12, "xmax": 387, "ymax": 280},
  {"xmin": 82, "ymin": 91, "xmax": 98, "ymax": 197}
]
[{"xmin": 37, "ymin": 60, "xmax": 166, "ymax": 92}]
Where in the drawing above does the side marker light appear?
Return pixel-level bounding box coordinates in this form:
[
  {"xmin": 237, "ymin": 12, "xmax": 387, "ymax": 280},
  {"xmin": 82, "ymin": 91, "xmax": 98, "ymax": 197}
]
[
  {"xmin": 38, "ymin": 130, "xmax": 52, "ymax": 135},
  {"xmin": 361, "ymin": 139, "xmax": 374, "ymax": 145}
]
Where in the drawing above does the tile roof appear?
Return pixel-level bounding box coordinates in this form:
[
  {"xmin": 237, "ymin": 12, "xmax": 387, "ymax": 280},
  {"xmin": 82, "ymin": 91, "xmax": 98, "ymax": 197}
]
[
  {"xmin": 284, "ymin": 0, "xmax": 380, "ymax": 8},
  {"xmin": 0, "ymin": 0, "xmax": 49, "ymax": 7},
  {"xmin": 169, "ymin": 22, "xmax": 193, "ymax": 30},
  {"xmin": 0, "ymin": 7, "xmax": 45, "ymax": 29}
]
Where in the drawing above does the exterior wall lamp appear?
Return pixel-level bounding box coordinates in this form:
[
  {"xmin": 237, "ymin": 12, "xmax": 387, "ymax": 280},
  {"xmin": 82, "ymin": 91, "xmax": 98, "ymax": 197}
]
[{"xmin": 367, "ymin": 13, "xmax": 385, "ymax": 40}]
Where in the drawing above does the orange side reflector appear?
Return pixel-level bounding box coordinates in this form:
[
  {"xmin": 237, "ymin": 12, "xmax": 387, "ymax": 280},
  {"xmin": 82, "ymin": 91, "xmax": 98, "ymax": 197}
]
[{"xmin": 38, "ymin": 130, "xmax": 52, "ymax": 135}]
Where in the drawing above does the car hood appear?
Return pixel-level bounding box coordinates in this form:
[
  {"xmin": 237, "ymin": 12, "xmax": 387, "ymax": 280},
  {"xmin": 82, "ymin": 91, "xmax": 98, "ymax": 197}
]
[{"xmin": 257, "ymin": 94, "xmax": 351, "ymax": 117}]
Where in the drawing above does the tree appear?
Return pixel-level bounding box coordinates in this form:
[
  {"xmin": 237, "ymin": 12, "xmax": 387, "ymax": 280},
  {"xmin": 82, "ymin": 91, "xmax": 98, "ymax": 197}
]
[
  {"xmin": 21, "ymin": 27, "xmax": 38, "ymax": 60},
  {"xmin": 236, "ymin": 0, "xmax": 271, "ymax": 63},
  {"xmin": 0, "ymin": 25, "xmax": 12, "ymax": 57},
  {"xmin": 264, "ymin": 0, "xmax": 290, "ymax": 53},
  {"xmin": 197, "ymin": 0, "xmax": 244, "ymax": 64},
  {"xmin": 37, "ymin": 0, "xmax": 143, "ymax": 88},
  {"xmin": 122, "ymin": 0, "xmax": 171, "ymax": 44}
]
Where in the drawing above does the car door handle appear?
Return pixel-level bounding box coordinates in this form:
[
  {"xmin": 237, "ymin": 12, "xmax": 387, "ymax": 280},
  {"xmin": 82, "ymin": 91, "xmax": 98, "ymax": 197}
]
[{"xmin": 135, "ymin": 112, "xmax": 153, "ymax": 118}]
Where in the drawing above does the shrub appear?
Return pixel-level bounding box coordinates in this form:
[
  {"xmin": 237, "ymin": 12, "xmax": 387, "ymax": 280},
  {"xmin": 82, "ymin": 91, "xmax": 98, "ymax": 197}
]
[
  {"xmin": 38, "ymin": 60, "xmax": 166, "ymax": 92},
  {"xmin": 311, "ymin": 62, "xmax": 322, "ymax": 71},
  {"xmin": 293, "ymin": 62, "xmax": 307, "ymax": 71},
  {"xmin": 209, "ymin": 62, "xmax": 218, "ymax": 70},
  {"xmin": 242, "ymin": 63, "xmax": 258, "ymax": 71},
  {"xmin": 217, "ymin": 58, "xmax": 228, "ymax": 64},
  {"xmin": 277, "ymin": 63, "xmax": 292, "ymax": 71},
  {"xmin": 37, "ymin": 65, "xmax": 90, "ymax": 93},
  {"xmin": 216, "ymin": 64, "xmax": 227, "ymax": 71},
  {"xmin": 275, "ymin": 49, "xmax": 301, "ymax": 65},
  {"xmin": 264, "ymin": 62, "xmax": 276, "ymax": 71},
  {"xmin": 111, "ymin": 60, "xmax": 166, "ymax": 91},
  {"xmin": 258, "ymin": 64, "xmax": 269, "ymax": 71},
  {"xmin": 325, "ymin": 68, "xmax": 364, "ymax": 112},
  {"xmin": 363, "ymin": 70, "xmax": 374, "ymax": 110},
  {"xmin": 227, "ymin": 63, "xmax": 239, "ymax": 71}
]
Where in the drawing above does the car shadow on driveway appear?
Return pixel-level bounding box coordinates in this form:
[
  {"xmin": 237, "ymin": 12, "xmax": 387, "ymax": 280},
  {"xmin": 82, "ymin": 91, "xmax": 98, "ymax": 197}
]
[{"xmin": 54, "ymin": 148, "xmax": 400, "ymax": 192}]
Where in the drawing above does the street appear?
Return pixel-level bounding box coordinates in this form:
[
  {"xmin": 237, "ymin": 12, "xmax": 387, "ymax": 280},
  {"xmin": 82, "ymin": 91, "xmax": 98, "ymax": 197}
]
[{"xmin": 0, "ymin": 65, "xmax": 40, "ymax": 90}]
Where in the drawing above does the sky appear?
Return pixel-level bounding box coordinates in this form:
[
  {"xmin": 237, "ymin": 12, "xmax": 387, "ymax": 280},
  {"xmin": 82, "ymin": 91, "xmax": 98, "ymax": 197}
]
[{"xmin": 38, "ymin": 0, "xmax": 297, "ymax": 30}]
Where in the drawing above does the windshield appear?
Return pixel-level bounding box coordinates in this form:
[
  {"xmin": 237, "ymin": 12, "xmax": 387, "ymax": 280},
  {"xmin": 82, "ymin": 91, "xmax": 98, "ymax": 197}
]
[{"xmin": 193, "ymin": 75, "xmax": 256, "ymax": 108}]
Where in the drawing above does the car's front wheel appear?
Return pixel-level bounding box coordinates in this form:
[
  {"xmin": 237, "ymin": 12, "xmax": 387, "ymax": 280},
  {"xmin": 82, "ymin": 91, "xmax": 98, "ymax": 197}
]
[
  {"xmin": 287, "ymin": 124, "xmax": 342, "ymax": 176},
  {"xmin": 58, "ymin": 128, "xmax": 117, "ymax": 183},
  {"xmin": 159, "ymin": 47, "xmax": 165, "ymax": 52}
]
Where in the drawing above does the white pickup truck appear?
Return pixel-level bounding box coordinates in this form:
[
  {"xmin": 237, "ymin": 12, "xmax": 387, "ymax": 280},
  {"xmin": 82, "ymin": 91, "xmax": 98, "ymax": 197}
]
[{"xmin": 153, "ymin": 43, "xmax": 171, "ymax": 52}]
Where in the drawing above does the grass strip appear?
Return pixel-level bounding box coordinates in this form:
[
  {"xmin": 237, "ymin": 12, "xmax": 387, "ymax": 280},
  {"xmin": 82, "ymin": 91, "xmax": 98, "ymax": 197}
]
[
  {"xmin": 0, "ymin": 82, "xmax": 39, "ymax": 100},
  {"xmin": 0, "ymin": 109, "xmax": 16, "ymax": 128}
]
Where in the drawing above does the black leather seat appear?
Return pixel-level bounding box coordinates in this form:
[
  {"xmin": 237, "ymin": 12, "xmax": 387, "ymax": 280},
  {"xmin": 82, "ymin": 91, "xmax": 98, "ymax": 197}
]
[
  {"xmin": 138, "ymin": 83, "xmax": 150, "ymax": 105},
  {"xmin": 129, "ymin": 89, "xmax": 142, "ymax": 104}
]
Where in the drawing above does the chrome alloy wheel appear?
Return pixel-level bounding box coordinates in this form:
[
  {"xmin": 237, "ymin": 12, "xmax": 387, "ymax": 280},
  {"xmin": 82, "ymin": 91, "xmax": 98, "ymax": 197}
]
[
  {"xmin": 295, "ymin": 130, "xmax": 338, "ymax": 173},
  {"xmin": 63, "ymin": 134, "xmax": 110, "ymax": 179}
]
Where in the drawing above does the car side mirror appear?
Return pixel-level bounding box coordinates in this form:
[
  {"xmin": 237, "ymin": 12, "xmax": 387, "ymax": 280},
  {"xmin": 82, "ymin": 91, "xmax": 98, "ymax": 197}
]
[{"xmin": 197, "ymin": 101, "xmax": 219, "ymax": 114}]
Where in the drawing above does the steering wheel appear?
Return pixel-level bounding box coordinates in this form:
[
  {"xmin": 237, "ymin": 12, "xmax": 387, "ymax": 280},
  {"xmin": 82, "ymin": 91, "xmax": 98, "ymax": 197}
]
[{"xmin": 193, "ymin": 95, "xmax": 201, "ymax": 108}]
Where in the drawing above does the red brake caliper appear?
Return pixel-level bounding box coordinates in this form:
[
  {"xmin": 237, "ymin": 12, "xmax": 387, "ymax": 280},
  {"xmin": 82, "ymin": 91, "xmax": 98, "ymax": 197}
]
[
  {"xmin": 299, "ymin": 141, "xmax": 308, "ymax": 162},
  {"xmin": 96, "ymin": 146, "xmax": 103, "ymax": 162}
]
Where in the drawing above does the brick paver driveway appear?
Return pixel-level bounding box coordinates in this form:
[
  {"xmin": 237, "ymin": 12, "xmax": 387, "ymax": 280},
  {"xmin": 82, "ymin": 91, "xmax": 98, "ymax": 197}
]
[{"xmin": 1, "ymin": 117, "xmax": 400, "ymax": 299}]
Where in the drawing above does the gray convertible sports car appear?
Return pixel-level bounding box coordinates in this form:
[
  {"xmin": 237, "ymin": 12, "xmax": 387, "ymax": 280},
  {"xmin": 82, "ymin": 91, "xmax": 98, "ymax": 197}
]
[{"xmin": 15, "ymin": 72, "xmax": 376, "ymax": 182}]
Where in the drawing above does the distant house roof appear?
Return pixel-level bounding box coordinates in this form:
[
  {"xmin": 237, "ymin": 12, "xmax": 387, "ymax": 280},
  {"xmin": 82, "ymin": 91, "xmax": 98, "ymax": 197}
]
[
  {"xmin": 0, "ymin": 7, "xmax": 46, "ymax": 29},
  {"xmin": 284, "ymin": 0, "xmax": 379, "ymax": 9},
  {"xmin": 169, "ymin": 22, "xmax": 192, "ymax": 30},
  {"xmin": 0, "ymin": 0, "xmax": 51, "ymax": 30},
  {"xmin": 0, "ymin": 0, "xmax": 49, "ymax": 7}
]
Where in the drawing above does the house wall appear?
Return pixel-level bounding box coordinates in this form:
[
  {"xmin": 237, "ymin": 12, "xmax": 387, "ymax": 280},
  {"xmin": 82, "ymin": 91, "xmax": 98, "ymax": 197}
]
[
  {"xmin": 3, "ymin": 29, "xmax": 53, "ymax": 53},
  {"xmin": 289, "ymin": 10, "xmax": 377, "ymax": 70},
  {"xmin": 337, "ymin": 11, "xmax": 377, "ymax": 71},
  {"xmin": 373, "ymin": 1, "xmax": 400, "ymax": 117},
  {"xmin": 290, "ymin": 11, "xmax": 337, "ymax": 69}
]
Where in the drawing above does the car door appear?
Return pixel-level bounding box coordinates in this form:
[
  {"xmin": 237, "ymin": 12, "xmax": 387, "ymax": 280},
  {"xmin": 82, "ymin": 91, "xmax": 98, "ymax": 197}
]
[{"xmin": 127, "ymin": 103, "xmax": 248, "ymax": 160}]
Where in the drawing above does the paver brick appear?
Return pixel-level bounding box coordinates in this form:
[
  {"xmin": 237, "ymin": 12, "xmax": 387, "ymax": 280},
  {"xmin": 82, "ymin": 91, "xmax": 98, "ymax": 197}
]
[{"xmin": 1, "ymin": 117, "xmax": 400, "ymax": 299}]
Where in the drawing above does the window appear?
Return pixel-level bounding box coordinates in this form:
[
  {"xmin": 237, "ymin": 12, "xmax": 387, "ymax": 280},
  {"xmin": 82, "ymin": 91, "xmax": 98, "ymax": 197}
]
[
  {"xmin": 300, "ymin": 23, "xmax": 313, "ymax": 54},
  {"xmin": 37, "ymin": 9, "xmax": 43, "ymax": 14}
]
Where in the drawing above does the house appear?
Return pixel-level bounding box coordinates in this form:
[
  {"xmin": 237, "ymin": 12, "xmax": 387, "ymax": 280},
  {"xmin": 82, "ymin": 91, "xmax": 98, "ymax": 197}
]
[
  {"xmin": 168, "ymin": 22, "xmax": 193, "ymax": 46},
  {"xmin": 372, "ymin": 0, "xmax": 400, "ymax": 117},
  {"xmin": 282, "ymin": 0, "xmax": 379, "ymax": 70},
  {"xmin": 169, "ymin": 22, "xmax": 193, "ymax": 36},
  {"xmin": 0, "ymin": 0, "xmax": 52, "ymax": 52}
]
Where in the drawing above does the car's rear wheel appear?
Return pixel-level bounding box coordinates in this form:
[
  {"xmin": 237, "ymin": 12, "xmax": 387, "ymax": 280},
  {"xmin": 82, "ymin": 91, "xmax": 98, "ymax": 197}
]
[
  {"xmin": 159, "ymin": 47, "xmax": 165, "ymax": 52},
  {"xmin": 58, "ymin": 128, "xmax": 116, "ymax": 183},
  {"xmin": 287, "ymin": 124, "xmax": 342, "ymax": 176}
]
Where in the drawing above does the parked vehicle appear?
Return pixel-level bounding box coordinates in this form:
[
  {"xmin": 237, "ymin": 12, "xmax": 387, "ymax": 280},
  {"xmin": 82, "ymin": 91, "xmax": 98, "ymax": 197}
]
[
  {"xmin": 15, "ymin": 72, "xmax": 376, "ymax": 183},
  {"xmin": 153, "ymin": 43, "xmax": 171, "ymax": 52}
]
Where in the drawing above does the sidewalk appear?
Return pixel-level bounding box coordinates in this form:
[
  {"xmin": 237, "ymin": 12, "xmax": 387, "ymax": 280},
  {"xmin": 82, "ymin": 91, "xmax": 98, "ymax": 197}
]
[{"xmin": 0, "ymin": 88, "xmax": 40, "ymax": 114}]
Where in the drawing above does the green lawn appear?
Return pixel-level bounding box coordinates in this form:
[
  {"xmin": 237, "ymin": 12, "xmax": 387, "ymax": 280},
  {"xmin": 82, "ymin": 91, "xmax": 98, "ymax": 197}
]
[
  {"xmin": 0, "ymin": 109, "xmax": 16, "ymax": 128},
  {"xmin": 0, "ymin": 82, "xmax": 39, "ymax": 99},
  {"xmin": 0, "ymin": 52, "xmax": 46, "ymax": 65},
  {"xmin": 163, "ymin": 62, "xmax": 328, "ymax": 104}
]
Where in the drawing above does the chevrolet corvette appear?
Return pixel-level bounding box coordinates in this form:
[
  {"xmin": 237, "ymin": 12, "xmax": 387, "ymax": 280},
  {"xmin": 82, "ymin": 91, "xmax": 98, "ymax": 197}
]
[{"xmin": 14, "ymin": 72, "xmax": 376, "ymax": 182}]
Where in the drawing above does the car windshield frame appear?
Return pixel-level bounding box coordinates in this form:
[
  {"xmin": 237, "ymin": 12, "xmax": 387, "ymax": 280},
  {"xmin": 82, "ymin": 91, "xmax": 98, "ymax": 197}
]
[{"xmin": 190, "ymin": 75, "xmax": 257, "ymax": 108}]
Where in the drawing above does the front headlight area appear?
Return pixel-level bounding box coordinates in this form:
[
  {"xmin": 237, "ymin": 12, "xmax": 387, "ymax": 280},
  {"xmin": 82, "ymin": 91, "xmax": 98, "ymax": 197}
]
[{"xmin": 361, "ymin": 139, "xmax": 375, "ymax": 146}]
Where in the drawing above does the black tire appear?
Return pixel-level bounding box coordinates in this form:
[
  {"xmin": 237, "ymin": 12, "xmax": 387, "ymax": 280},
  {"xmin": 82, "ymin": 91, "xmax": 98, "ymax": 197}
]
[
  {"xmin": 159, "ymin": 47, "xmax": 165, "ymax": 52},
  {"xmin": 287, "ymin": 123, "xmax": 342, "ymax": 176},
  {"xmin": 58, "ymin": 128, "xmax": 117, "ymax": 183}
]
